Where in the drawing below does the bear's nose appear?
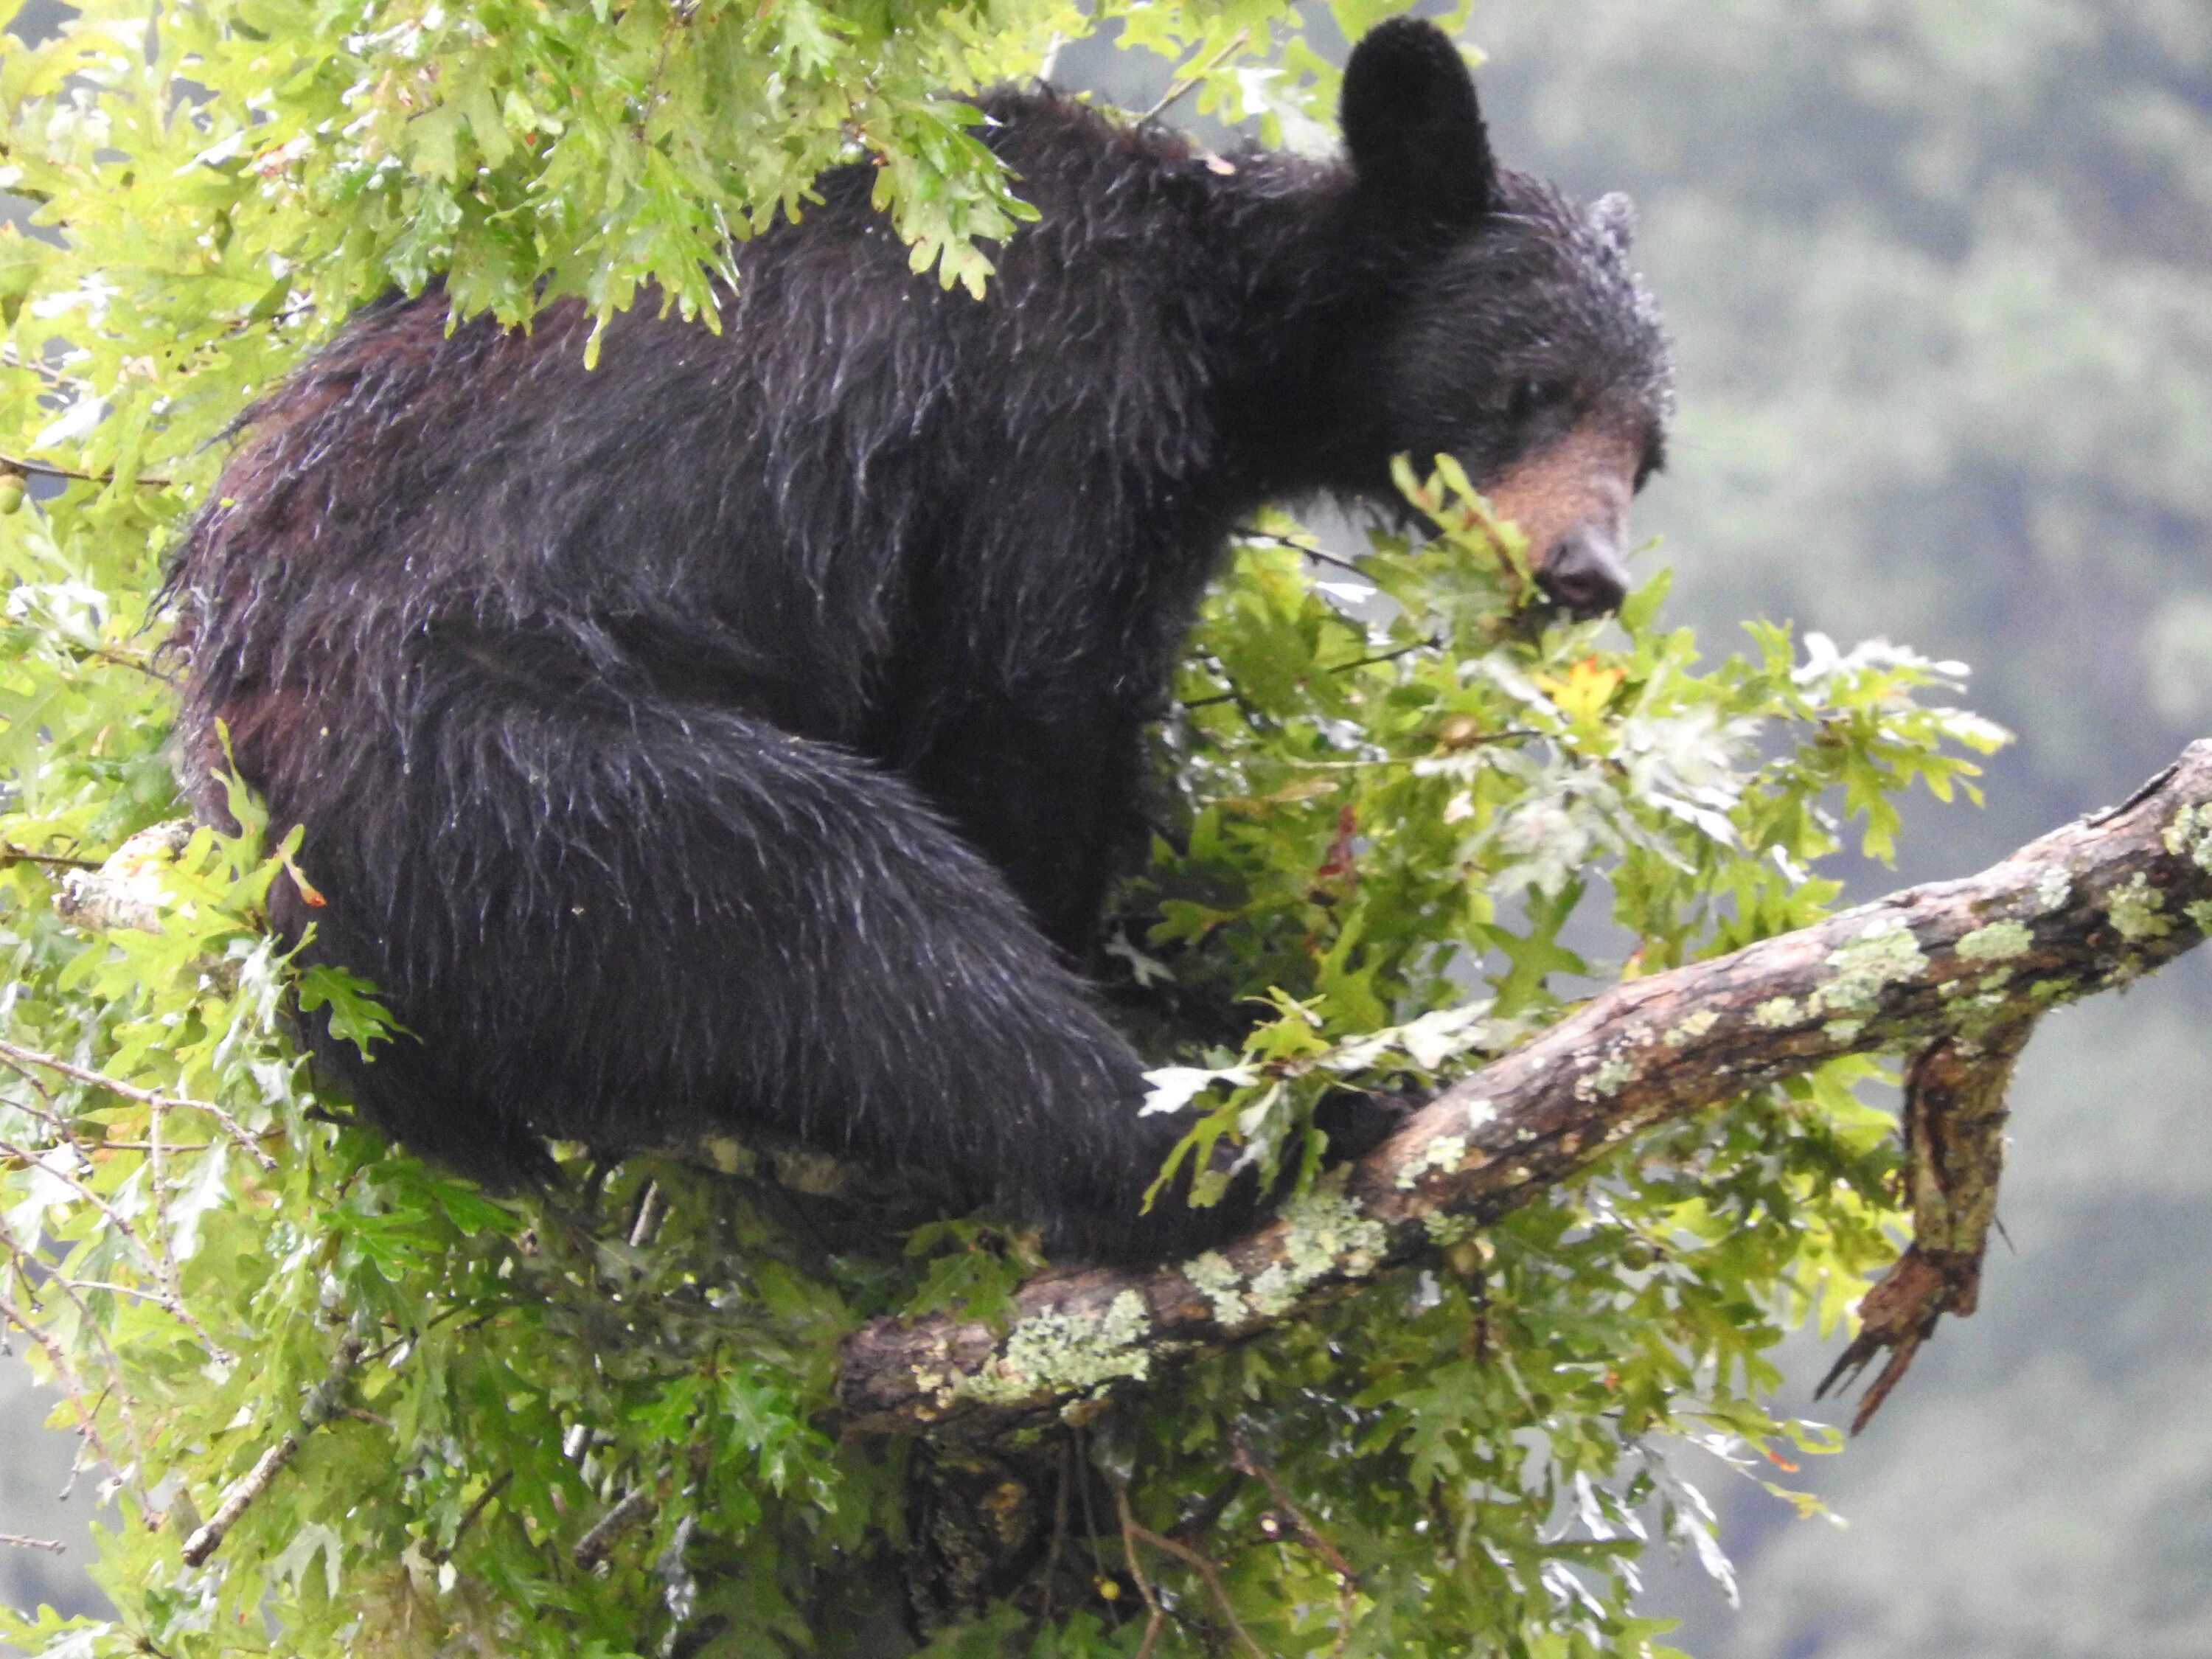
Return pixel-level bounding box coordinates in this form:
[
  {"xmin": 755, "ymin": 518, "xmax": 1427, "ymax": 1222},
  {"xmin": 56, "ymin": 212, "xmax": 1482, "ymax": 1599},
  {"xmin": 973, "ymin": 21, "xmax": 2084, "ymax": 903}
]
[{"xmin": 1536, "ymin": 526, "xmax": 1630, "ymax": 619}]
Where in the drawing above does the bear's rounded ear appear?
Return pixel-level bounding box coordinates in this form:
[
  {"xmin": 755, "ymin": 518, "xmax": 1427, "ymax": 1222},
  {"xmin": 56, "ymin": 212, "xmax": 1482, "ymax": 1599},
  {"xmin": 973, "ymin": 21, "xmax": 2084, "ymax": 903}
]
[{"xmin": 1340, "ymin": 18, "xmax": 1495, "ymax": 229}]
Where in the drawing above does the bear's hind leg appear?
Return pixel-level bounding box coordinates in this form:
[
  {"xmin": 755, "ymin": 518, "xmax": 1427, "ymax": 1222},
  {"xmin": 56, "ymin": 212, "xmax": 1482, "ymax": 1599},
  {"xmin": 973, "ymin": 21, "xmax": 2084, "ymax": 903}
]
[{"xmin": 288, "ymin": 681, "xmax": 1230, "ymax": 1263}]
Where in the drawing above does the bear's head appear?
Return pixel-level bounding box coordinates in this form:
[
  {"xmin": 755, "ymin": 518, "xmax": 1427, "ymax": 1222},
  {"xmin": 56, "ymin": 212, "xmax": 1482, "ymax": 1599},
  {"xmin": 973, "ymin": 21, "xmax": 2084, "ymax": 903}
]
[{"xmin": 1335, "ymin": 19, "xmax": 1674, "ymax": 618}]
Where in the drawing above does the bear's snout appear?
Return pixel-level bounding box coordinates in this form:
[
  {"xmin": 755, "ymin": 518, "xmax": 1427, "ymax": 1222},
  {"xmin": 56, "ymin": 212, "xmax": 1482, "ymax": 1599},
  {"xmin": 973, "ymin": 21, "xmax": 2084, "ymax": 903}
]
[{"xmin": 1536, "ymin": 524, "xmax": 1630, "ymax": 618}]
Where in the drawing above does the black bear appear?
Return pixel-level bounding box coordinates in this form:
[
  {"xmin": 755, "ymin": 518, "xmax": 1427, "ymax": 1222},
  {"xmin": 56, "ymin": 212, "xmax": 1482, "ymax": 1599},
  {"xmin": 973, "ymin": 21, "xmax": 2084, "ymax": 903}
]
[{"xmin": 167, "ymin": 19, "xmax": 1672, "ymax": 1265}]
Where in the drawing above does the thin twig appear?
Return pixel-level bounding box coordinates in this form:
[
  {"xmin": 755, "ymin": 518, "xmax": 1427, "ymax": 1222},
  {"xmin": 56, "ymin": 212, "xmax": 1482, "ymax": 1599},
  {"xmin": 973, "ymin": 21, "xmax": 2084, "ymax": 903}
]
[
  {"xmin": 1229, "ymin": 1440, "xmax": 1354, "ymax": 1579},
  {"xmin": 0, "ymin": 1120, "xmax": 230, "ymax": 1363},
  {"xmin": 0, "ymin": 1057, "xmax": 72, "ymax": 1128},
  {"xmin": 78, "ymin": 1141, "xmax": 218, "ymax": 1154},
  {"xmin": 1110, "ymin": 1480, "xmax": 1168, "ymax": 1659},
  {"xmin": 1329, "ymin": 637, "xmax": 1441, "ymax": 676},
  {"xmin": 66, "ymin": 640, "xmax": 173, "ymax": 682},
  {"xmin": 0, "ymin": 1532, "xmax": 66, "ymax": 1553},
  {"xmin": 0, "ymin": 348, "xmax": 88, "ymax": 392},
  {"xmin": 0, "ymin": 1134, "xmax": 202, "ymax": 1332},
  {"xmin": 138, "ymin": 1079, "xmax": 238, "ymax": 1371},
  {"xmin": 0, "ymin": 1242, "xmax": 145, "ymax": 1464},
  {"xmin": 181, "ymin": 1333, "xmax": 364, "ymax": 1567},
  {"xmin": 41, "ymin": 1275, "xmax": 193, "ymax": 1312},
  {"xmin": 1168, "ymin": 1475, "xmax": 1244, "ymax": 1548},
  {"xmin": 145, "ymin": 1060, "xmax": 179, "ymax": 1352},
  {"xmin": 0, "ymin": 1038, "xmax": 280, "ymax": 1172},
  {"xmin": 58, "ymin": 1404, "xmax": 94, "ymax": 1503},
  {"xmin": 0, "ymin": 842, "xmax": 101, "ymax": 871},
  {"xmin": 1037, "ymin": 1435, "xmax": 1071, "ymax": 1624},
  {"xmin": 1183, "ymin": 635, "xmax": 1442, "ymax": 709},
  {"xmin": 1037, "ymin": 29, "xmax": 1068, "ymax": 85},
  {"xmin": 0, "ymin": 452, "xmax": 173, "ymax": 488},
  {"xmin": 1234, "ymin": 525, "xmax": 1370, "ymax": 580},
  {"xmin": 1141, "ymin": 29, "xmax": 1251, "ymax": 122},
  {"xmin": 436, "ymin": 1470, "xmax": 513, "ymax": 1563},
  {"xmin": 1074, "ymin": 1427, "xmax": 1113, "ymax": 1601},
  {"xmin": 0, "ymin": 1288, "xmax": 129, "ymax": 1489}
]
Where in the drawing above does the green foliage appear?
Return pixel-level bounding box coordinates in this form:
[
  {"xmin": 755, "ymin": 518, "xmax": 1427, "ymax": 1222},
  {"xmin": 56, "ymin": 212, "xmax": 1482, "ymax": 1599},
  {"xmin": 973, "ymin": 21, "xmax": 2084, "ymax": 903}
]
[
  {"xmin": 0, "ymin": 1, "xmax": 2007, "ymax": 1654},
  {"xmin": 1118, "ymin": 463, "xmax": 1999, "ymax": 1211}
]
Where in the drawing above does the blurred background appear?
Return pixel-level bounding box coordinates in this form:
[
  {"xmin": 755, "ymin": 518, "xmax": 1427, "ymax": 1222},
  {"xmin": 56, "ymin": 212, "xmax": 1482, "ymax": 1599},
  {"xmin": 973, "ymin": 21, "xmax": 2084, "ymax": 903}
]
[{"xmin": 6, "ymin": 1, "xmax": 2209, "ymax": 1651}]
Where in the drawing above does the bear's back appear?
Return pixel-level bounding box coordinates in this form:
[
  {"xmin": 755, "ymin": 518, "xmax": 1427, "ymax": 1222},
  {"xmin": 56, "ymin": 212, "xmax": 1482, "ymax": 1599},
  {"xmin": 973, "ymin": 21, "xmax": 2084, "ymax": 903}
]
[{"xmin": 173, "ymin": 91, "xmax": 1298, "ymax": 759}]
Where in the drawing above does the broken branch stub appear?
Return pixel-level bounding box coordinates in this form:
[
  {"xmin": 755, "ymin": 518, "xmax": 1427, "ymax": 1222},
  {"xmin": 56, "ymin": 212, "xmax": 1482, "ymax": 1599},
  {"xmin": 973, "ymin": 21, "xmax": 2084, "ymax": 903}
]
[{"xmin": 1815, "ymin": 1023, "xmax": 2031, "ymax": 1431}]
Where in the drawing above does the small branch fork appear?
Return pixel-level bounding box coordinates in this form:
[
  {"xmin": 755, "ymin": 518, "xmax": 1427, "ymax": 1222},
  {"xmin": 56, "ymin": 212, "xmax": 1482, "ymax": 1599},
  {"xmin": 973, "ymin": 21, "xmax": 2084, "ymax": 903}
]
[
  {"xmin": 1231, "ymin": 1436, "xmax": 1357, "ymax": 1653},
  {"xmin": 1111, "ymin": 1478, "xmax": 1267, "ymax": 1659},
  {"xmin": 838, "ymin": 740, "xmax": 2212, "ymax": 1439}
]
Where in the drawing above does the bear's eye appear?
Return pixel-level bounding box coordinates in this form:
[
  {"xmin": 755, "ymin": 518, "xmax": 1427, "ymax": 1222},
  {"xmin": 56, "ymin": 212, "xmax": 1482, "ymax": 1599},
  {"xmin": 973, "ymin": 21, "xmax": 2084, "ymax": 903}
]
[{"xmin": 1506, "ymin": 379, "xmax": 1571, "ymax": 421}]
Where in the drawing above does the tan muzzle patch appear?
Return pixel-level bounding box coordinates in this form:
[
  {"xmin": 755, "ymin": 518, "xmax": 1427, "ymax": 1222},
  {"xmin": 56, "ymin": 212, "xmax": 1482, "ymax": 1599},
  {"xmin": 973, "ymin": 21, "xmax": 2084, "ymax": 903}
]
[{"xmin": 1482, "ymin": 421, "xmax": 1641, "ymax": 613}]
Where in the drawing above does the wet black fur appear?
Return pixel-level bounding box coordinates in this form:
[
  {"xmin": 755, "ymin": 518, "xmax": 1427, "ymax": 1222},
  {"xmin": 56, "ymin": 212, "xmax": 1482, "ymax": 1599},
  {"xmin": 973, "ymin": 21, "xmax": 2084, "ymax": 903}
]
[{"xmin": 167, "ymin": 21, "xmax": 1672, "ymax": 1264}]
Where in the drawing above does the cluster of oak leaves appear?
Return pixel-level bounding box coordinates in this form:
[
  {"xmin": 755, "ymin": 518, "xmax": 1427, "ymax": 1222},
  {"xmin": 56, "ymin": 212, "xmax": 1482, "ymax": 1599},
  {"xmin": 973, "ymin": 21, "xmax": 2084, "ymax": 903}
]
[{"xmin": 0, "ymin": 1, "xmax": 2008, "ymax": 1653}]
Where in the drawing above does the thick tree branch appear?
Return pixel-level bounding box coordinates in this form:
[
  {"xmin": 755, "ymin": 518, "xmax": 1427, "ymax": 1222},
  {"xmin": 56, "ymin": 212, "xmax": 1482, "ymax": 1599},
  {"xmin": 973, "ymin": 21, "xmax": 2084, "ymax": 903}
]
[{"xmin": 838, "ymin": 740, "xmax": 2212, "ymax": 1438}]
